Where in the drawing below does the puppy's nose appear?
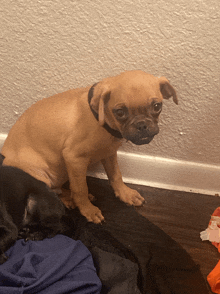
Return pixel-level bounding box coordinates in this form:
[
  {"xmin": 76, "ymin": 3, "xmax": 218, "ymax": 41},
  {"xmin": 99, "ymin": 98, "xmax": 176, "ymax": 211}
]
[{"xmin": 136, "ymin": 121, "xmax": 147, "ymax": 132}]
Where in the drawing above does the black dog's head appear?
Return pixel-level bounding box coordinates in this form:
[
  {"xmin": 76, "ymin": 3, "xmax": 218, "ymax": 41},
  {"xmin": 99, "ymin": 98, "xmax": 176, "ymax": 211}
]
[{"xmin": 0, "ymin": 164, "xmax": 66, "ymax": 263}]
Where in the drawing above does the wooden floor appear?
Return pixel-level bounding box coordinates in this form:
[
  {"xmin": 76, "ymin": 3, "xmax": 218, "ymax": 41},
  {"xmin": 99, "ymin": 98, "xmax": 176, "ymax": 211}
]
[
  {"xmin": 127, "ymin": 182, "xmax": 220, "ymax": 294},
  {"xmin": 88, "ymin": 178, "xmax": 220, "ymax": 293}
]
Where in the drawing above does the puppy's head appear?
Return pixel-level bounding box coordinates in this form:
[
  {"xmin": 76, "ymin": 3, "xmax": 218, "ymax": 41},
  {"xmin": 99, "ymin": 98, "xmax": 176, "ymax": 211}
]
[{"xmin": 90, "ymin": 70, "xmax": 178, "ymax": 145}]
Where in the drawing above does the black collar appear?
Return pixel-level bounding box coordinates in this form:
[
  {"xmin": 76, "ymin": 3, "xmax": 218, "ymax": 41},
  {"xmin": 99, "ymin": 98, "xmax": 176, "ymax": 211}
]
[{"xmin": 88, "ymin": 84, "xmax": 123, "ymax": 139}]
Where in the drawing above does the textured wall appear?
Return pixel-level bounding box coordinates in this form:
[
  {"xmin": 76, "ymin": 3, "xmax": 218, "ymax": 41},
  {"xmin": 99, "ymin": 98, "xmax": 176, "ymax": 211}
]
[{"xmin": 0, "ymin": 0, "xmax": 220, "ymax": 165}]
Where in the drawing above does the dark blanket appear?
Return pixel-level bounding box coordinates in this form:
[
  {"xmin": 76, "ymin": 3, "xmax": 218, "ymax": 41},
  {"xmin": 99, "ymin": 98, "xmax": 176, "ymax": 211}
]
[{"xmin": 64, "ymin": 177, "xmax": 210, "ymax": 294}]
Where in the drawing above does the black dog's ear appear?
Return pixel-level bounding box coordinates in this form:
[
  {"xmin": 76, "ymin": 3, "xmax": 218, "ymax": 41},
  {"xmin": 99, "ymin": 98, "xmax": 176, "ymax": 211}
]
[
  {"xmin": 158, "ymin": 77, "xmax": 178, "ymax": 105},
  {"xmin": 0, "ymin": 225, "xmax": 18, "ymax": 264},
  {"xmin": 90, "ymin": 83, "xmax": 111, "ymax": 126},
  {"xmin": 0, "ymin": 251, "xmax": 8, "ymax": 264}
]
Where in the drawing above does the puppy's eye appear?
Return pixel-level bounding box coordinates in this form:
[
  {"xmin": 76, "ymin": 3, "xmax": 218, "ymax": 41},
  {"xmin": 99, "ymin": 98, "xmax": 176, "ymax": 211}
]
[
  {"xmin": 113, "ymin": 106, "xmax": 128, "ymax": 120},
  {"xmin": 115, "ymin": 109, "xmax": 125, "ymax": 118},
  {"xmin": 153, "ymin": 103, "xmax": 162, "ymax": 112}
]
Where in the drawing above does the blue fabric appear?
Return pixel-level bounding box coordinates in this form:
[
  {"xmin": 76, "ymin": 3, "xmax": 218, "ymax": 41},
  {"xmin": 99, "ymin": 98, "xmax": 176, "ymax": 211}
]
[{"xmin": 0, "ymin": 235, "xmax": 101, "ymax": 294}]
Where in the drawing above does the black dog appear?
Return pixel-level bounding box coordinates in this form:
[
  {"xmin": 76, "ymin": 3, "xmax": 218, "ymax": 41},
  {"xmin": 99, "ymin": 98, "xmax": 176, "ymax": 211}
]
[{"xmin": 0, "ymin": 162, "xmax": 67, "ymax": 264}]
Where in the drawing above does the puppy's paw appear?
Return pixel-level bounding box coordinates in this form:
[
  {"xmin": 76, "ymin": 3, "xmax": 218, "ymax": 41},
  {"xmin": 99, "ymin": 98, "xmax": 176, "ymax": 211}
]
[
  {"xmin": 18, "ymin": 227, "xmax": 30, "ymax": 240},
  {"xmin": 115, "ymin": 185, "xmax": 145, "ymax": 206},
  {"xmin": 19, "ymin": 227, "xmax": 44, "ymax": 241},
  {"xmin": 25, "ymin": 231, "xmax": 45, "ymax": 241},
  {"xmin": 22, "ymin": 229, "xmax": 57, "ymax": 242},
  {"xmin": 80, "ymin": 203, "xmax": 104, "ymax": 224},
  {"xmin": 60, "ymin": 189, "xmax": 76, "ymax": 209},
  {"xmin": 19, "ymin": 226, "xmax": 55, "ymax": 241},
  {"xmin": 88, "ymin": 193, "xmax": 96, "ymax": 202}
]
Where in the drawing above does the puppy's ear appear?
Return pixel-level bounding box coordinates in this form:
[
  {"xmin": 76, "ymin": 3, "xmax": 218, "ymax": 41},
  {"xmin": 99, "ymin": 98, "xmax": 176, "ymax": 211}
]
[
  {"xmin": 90, "ymin": 83, "xmax": 111, "ymax": 126},
  {"xmin": 158, "ymin": 77, "xmax": 178, "ymax": 105}
]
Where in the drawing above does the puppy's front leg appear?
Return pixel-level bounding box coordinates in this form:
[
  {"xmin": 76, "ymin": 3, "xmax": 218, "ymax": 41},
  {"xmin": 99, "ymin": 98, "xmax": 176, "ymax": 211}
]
[
  {"xmin": 102, "ymin": 153, "xmax": 145, "ymax": 206},
  {"xmin": 63, "ymin": 155, "xmax": 104, "ymax": 224}
]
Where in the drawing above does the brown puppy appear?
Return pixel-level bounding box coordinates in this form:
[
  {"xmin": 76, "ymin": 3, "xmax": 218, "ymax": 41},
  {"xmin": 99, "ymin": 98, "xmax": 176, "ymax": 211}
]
[{"xmin": 2, "ymin": 70, "xmax": 178, "ymax": 223}]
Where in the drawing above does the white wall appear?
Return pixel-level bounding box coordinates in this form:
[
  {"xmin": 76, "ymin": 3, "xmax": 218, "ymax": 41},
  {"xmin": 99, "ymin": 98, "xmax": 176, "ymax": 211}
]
[{"xmin": 0, "ymin": 0, "xmax": 220, "ymax": 193}]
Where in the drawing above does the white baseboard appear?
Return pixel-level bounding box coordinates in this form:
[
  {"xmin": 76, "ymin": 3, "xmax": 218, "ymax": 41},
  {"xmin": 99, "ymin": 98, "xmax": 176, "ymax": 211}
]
[
  {"xmin": 1, "ymin": 133, "xmax": 219, "ymax": 196},
  {"xmin": 88, "ymin": 151, "xmax": 220, "ymax": 196},
  {"xmin": 0, "ymin": 133, "xmax": 8, "ymax": 150}
]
